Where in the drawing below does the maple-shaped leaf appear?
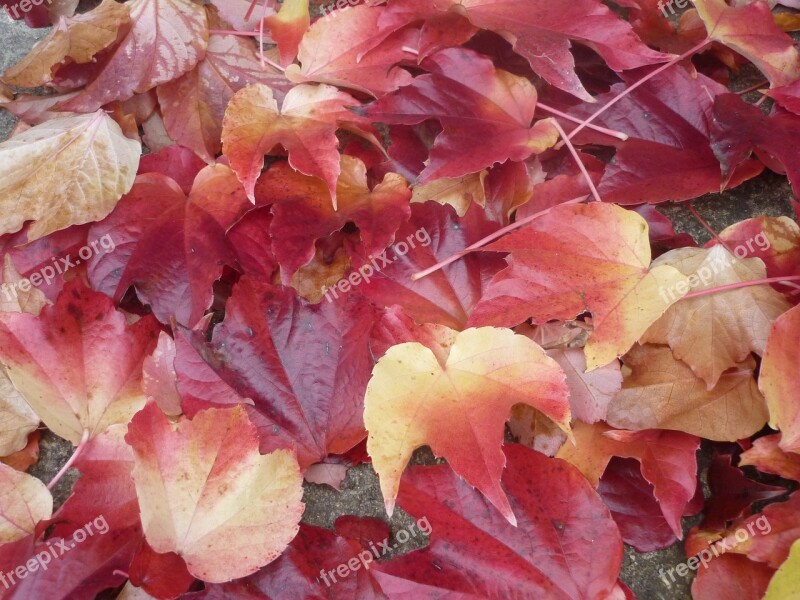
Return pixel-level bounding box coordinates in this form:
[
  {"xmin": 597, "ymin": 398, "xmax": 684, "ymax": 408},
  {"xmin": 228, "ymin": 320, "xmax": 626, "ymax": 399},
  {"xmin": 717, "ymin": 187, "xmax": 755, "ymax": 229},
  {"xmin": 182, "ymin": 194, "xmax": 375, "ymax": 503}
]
[
  {"xmin": 363, "ymin": 48, "xmax": 559, "ymax": 183},
  {"xmin": 760, "ymin": 303, "xmax": 800, "ymax": 453},
  {"xmin": 607, "ymin": 344, "xmax": 768, "ymax": 441},
  {"xmin": 470, "ymin": 202, "xmax": 689, "ymax": 370},
  {"xmin": 263, "ymin": 0, "xmax": 309, "ymax": 67},
  {"xmin": 284, "ymin": 3, "xmax": 415, "ymax": 96},
  {"xmin": 0, "ymin": 462, "xmax": 51, "ymax": 544},
  {"xmin": 694, "ymin": 0, "xmax": 800, "ymax": 87},
  {"xmin": 157, "ymin": 9, "xmax": 293, "ymax": 163},
  {"xmin": 126, "ymin": 403, "xmax": 304, "ymax": 583},
  {"xmin": 556, "ymin": 421, "xmax": 699, "ymax": 538},
  {"xmin": 365, "ymin": 326, "xmax": 570, "ymax": 524},
  {"xmin": 87, "ymin": 165, "xmax": 251, "ymax": 327},
  {"xmin": 258, "ymin": 155, "xmax": 411, "ymax": 281},
  {"xmin": 1, "ymin": 0, "xmax": 129, "ymax": 87},
  {"xmin": 0, "ymin": 280, "xmax": 160, "ymax": 444},
  {"xmin": 739, "ymin": 434, "xmax": 800, "ymax": 482},
  {"xmin": 222, "ymin": 82, "xmax": 376, "ymax": 204},
  {"xmin": 642, "ymin": 245, "xmax": 791, "ymax": 388},
  {"xmin": 427, "ymin": 0, "xmax": 669, "ymax": 102},
  {"xmin": 372, "ymin": 445, "xmax": 623, "ymax": 599},
  {"xmin": 0, "ymin": 111, "xmax": 140, "ymax": 241},
  {"xmin": 56, "ymin": 0, "xmax": 208, "ymax": 112},
  {"xmin": 711, "ymin": 93, "xmax": 800, "ymax": 197},
  {"xmin": 181, "ymin": 278, "xmax": 375, "ymax": 468},
  {"xmin": 354, "ymin": 202, "xmax": 505, "ymax": 330}
]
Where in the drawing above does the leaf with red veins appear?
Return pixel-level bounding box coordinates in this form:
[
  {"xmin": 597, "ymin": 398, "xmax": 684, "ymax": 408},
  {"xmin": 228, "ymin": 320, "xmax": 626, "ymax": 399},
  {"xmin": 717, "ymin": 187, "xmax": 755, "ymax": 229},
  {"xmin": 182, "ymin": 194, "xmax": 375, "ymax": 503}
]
[
  {"xmin": 694, "ymin": 0, "xmax": 800, "ymax": 88},
  {"xmin": 157, "ymin": 10, "xmax": 293, "ymax": 163},
  {"xmin": 557, "ymin": 421, "xmax": 699, "ymax": 538},
  {"xmin": 363, "ymin": 48, "xmax": 559, "ymax": 184},
  {"xmin": 87, "ymin": 165, "xmax": 251, "ymax": 327},
  {"xmin": 470, "ymin": 202, "xmax": 689, "ymax": 370},
  {"xmin": 365, "ymin": 326, "xmax": 571, "ymax": 524},
  {"xmin": 263, "ymin": 0, "xmax": 309, "ymax": 67},
  {"xmin": 760, "ymin": 304, "xmax": 800, "ymax": 453},
  {"xmin": 57, "ymin": 0, "xmax": 208, "ymax": 113},
  {"xmin": 712, "ymin": 93, "xmax": 800, "ymax": 197},
  {"xmin": 354, "ymin": 202, "xmax": 506, "ymax": 330},
  {"xmin": 284, "ymin": 3, "xmax": 415, "ymax": 96},
  {"xmin": 372, "ymin": 445, "xmax": 623, "ymax": 599},
  {"xmin": 183, "ymin": 278, "xmax": 376, "ymax": 468},
  {"xmin": 258, "ymin": 155, "xmax": 411, "ymax": 282},
  {"xmin": 0, "ymin": 281, "xmax": 159, "ymax": 445},
  {"xmin": 1, "ymin": 0, "xmax": 130, "ymax": 87},
  {"xmin": 431, "ymin": 0, "xmax": 671, "ymax": 102},
  {"xmin": 0, "ymin": 463, "xmax": 52, "ymax": 544},
  {"xmin": 222, "ymin": 82, "xmax": 376, "ymax": 204},
  {"xmin": 126, "ymin": 404, "xmax": 304, "ymax": 583},
  {"xmin": 739, "ymin": 434, "xmax": 800, "ymax": 482}
]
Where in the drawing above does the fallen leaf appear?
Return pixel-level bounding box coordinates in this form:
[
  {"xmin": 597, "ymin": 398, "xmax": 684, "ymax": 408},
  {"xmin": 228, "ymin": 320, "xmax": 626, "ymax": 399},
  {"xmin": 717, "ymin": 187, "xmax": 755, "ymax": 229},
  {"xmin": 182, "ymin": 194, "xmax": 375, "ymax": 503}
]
[
  {"xmin": 0, "ymin": 462, "xmax": 51, "ymax": 544},
  {"xmin": 0, "ymin": 111, "xmax": 140, "ymax": 241},
  {"xmin": 365, "ymin": 326, "xmax": 570, "ymax": 524},
  {"xmin": 125, "ymin": 403, "xmax": 304, "ymax": 583},
  {"xmin": 642, "ymin": 245, "xmax": 791, "ymax": 388}
]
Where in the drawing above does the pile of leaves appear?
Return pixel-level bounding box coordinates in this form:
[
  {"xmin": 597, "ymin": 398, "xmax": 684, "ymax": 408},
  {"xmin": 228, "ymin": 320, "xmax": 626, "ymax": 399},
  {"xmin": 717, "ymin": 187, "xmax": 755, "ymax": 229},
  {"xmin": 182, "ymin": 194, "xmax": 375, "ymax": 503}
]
[{"xmin": 2, "ymin": 0, "xmax": 800, "ymax": 597}]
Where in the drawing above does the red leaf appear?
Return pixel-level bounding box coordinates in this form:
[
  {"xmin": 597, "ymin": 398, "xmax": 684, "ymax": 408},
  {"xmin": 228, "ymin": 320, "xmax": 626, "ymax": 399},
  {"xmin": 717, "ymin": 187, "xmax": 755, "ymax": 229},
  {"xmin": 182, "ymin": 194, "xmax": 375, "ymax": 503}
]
[
  {"xmin": 373, "ymin": 445, "xmax": 623, "ymax": 599},
  {"xmin": 182, "ymin": 277, "xmax": 376, "ymax": 468},
  {"xmin": 87, "ymin": 165, "xmax": 251, "ymax": 327},
  {"xmin": 129, "ymin": 539, "xmax": 196, "ymax": 599},
  {"xmin": 363, "ymin": 48, "xmax": 559, "ymax": 183}
]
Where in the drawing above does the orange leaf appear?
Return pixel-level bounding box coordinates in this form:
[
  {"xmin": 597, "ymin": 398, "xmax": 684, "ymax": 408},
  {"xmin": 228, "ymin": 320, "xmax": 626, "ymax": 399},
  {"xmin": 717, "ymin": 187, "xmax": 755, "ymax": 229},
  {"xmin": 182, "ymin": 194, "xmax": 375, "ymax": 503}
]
[
  {"xmin": 364, "ymin": 326, "xmax": 570, "ymax": 525},
  {"xmin": 126, "ymin": 404, "xmax": 304, "ymax": 583}
]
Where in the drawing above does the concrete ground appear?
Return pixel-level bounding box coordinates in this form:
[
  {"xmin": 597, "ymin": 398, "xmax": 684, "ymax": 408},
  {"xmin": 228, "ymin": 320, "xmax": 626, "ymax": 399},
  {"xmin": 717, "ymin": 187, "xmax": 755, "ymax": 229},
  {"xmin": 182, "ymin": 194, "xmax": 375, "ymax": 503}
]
[{"xmin": 0, "ymin": 14, "xmax": 795, "ymax": 600}]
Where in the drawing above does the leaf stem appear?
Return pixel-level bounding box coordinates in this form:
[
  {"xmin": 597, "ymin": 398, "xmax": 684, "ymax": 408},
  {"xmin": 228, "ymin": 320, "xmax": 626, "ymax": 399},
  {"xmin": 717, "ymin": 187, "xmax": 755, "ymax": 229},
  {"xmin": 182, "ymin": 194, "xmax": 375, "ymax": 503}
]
[
  {"xmin": 537, "ymin": 102, "xmax": 628, "ymax": 140},
  {"xmin": 682, "ymin": 275, "xmax": 800, "ymax": 300},
  {"xmin": 563, "ymin": 39, "xmax": 712, "ymax": 143},
  {"xmin": 47, "ymin": 428, "xmax": 90, "ymax": 491},
  {"xmin": 550, "ymin": 119, "xmax": 602, "ymax": 202},
  {"xmin": 411, "ymin": 195, "xmax": 589, "ymax": 281},
  {"xmin": 686, "ymin": 202, "xmax": 730, "ymax": 252}
]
